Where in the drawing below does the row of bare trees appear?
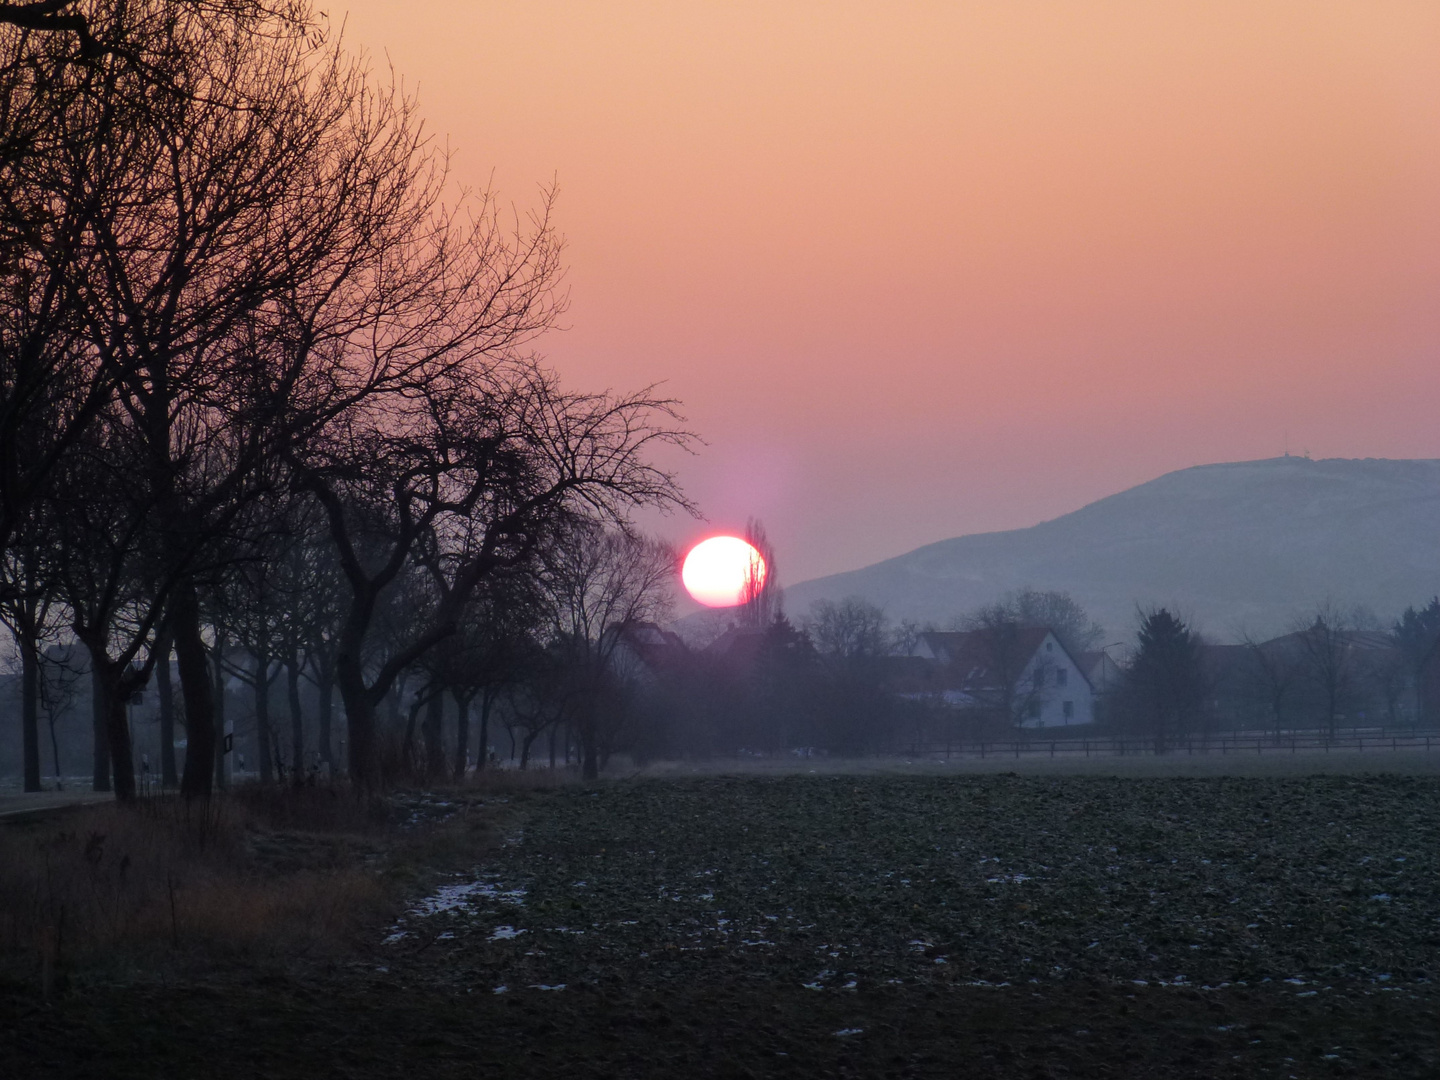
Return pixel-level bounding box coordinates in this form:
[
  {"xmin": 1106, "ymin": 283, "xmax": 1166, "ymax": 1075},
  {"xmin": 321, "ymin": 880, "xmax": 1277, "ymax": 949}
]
[{"xmin": 0, "ymin": 2, "xmax": 688, "ymax": 797}]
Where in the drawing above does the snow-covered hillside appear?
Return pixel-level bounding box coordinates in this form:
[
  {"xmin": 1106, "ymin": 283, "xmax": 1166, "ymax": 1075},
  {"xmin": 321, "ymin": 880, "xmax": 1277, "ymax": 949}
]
[{"xmin": 780, "ymin": 457, "xmax": 1440, "ymax": 641}]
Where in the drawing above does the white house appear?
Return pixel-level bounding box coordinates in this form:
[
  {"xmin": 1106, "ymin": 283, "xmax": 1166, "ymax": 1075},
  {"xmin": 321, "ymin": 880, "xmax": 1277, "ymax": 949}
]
[{"xmin": 908, "ymin": 628, "xmax": 1095, "ymax": 728}]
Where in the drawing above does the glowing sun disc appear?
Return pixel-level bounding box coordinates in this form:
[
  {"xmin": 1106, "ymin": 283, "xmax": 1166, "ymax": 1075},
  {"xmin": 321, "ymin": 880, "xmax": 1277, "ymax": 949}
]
[{"xmin": 681, "ymin": 536, "xmax": 766, "ymax": 607}]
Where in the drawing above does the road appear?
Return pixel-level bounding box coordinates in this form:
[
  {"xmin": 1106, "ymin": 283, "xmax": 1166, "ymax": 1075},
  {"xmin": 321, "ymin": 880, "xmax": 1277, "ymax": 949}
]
[{"xmin": 0, "ymin": 788, "xmax": 113, "ymax": 820}]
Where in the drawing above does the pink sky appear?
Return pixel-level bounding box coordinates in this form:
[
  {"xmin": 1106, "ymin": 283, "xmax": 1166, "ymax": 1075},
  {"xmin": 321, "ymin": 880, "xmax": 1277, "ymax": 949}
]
[{"xmin": 339, "ymin": 1, "xmax": 1440, "ymax": 586}]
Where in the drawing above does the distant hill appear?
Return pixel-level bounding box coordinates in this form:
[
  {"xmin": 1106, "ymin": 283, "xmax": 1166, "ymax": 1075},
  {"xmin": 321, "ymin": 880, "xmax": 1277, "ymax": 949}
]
[{"xmin": 779, "ymin": 457, "xmax": 1440, "ymax": 642}]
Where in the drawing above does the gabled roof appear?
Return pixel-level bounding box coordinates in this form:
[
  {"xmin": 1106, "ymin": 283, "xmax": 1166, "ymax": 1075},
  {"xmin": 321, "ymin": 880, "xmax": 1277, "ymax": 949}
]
[
  {"xmin": 914, "ymin": 627, "xmax": 1090, "ymax": 693},
  {"xmin": 609, "ymin": 621, "xmax": 689, "ymax": 671},
  {"xmin": 704, "ymin": 624, "xmax": 766, "ymax": 660},
  {"xmin": 1074, "ymin": 650, "xmax": 1115, "ymax": 674},
  {"xmin": 917, "ymin": 627, "xmax": 1050, "ymax": 669}
]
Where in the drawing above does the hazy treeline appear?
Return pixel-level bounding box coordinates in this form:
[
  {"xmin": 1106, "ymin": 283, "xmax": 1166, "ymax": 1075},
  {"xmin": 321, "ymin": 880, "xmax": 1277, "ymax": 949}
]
[
  {"xmin": 1112, "ymin": 599, "xmax": 1440, "ymax": 750},
  {"xmin": 612, "ymin": 591, "xmax": 1440, "ymax": 761},
  {"xmin": 0, "ymin": 1, "xmax": 688, "ymax": 796},
  {"xmin": 617, "ymin": 589, "xmax": 1106, "ymax": 760}
]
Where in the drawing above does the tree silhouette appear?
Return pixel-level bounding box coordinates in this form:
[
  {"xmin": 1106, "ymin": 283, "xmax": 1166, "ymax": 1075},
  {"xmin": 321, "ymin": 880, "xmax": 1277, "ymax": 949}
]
[{"xmin": 1127, "ymin": 608, "xmax": 1204, "ymax": 753}]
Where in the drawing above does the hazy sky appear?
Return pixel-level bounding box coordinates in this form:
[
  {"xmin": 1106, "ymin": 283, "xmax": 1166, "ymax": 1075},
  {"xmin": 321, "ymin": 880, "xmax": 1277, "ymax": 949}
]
[{"xmin": 339, "ymin": 1, "xmax": 1440, "ymax": 586}]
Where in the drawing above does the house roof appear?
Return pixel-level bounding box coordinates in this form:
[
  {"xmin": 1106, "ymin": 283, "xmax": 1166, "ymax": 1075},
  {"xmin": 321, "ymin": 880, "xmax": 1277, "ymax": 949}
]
[
  {"xmin": 610, "ymin": 621, "xmax": 689, "ymax": 671},
  {"xmin": 704, "ymin": 624, "xmax": 767, "ymax": 659},
  {"xmin": 918, "ymin": 627, "xmax": 1051, "ymax": 669},
  {"xmin": 1074, "ymin": 650, "xmax": 1116, "ymax": 675},
  {"xmin": 914, "ymin": 627, "xmax": 1091, "ymax": 693}
]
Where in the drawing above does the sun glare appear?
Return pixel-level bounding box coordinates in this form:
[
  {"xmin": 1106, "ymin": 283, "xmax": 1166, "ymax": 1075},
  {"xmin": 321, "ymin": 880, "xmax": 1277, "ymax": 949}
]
[{"xmin": 681, "ymin": 536, "xmax": 766, "ymax": 608}]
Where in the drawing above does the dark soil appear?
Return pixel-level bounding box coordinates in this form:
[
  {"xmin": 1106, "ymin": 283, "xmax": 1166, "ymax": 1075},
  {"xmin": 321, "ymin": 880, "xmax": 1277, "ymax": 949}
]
[{"xmin": 4, "ymin": 772, "xmax": 1438, "ymax": 1078}]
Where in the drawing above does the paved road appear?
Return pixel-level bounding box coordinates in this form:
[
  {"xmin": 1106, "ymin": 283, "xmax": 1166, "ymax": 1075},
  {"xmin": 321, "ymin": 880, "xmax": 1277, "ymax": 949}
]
[{"xmin": 0, "ymin": 789, "xmax": 113, "ymax": 820}]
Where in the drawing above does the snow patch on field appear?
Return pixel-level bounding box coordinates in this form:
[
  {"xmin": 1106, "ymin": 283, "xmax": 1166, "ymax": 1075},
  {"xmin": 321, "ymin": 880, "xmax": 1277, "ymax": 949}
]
[
  {"xmin": 383, "ymin": 873, "xmax": 529, "ymax": 944},
  {"xmin": 409, "ymin": 878, "xmax": 527, "ymax": 917}
]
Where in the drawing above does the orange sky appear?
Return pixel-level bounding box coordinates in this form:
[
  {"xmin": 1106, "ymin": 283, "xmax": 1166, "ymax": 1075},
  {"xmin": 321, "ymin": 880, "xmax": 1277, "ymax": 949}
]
[{"xmin": 338, "ymin": 1, "xmax": 1440, "ymax": 586}]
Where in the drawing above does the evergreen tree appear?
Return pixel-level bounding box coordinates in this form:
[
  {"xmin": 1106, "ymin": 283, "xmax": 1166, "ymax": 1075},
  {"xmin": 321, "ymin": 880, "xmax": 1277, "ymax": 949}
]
[
  {"xmin": 1126, "ymin": 608, "xmax": 1205, "ymax": 752},
  {"xmin": 1392, "ymin": 598, "xmax": 1440, "ymax": 671}
]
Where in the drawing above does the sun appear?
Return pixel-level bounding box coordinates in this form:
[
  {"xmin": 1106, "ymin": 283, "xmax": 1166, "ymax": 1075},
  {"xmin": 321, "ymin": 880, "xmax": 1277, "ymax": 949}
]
[{"xmin": 681, "ymin": 536, "xmax": 767, "ymax": 607}]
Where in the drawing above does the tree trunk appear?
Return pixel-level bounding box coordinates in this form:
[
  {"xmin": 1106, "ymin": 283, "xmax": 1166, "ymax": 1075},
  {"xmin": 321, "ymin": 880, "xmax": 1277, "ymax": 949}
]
[
  {"xmin": 90, "ymin": 661, "xmax": 110, "ymax": 792},
  {"xmin": 173, "ymin": 580, "xmax": 217, "ymax": 799},
  {"xmin": 316, "ymin": 659, "xmax": 334, "ymax": 767},
  {"xmin": 403, "ymin": 690, "xmax": 425, "ymax": 775},
  {"xmin": 548, "ymin": 724, "xmax": 557, "ymax": 769},
  {"xmin": 387, "ymin": 674, "xmax": 405, "ymax": 730},
  {"xmin": 211, "ymin": 628, "xmax": 228, "ymax": 791},
  {"xmin": 19, "ymin": 628, "xmax": 40, "ymax": 792},
  {"xmin": 83, "ymin": 641, "xmax": 135, "ymax": 802},
  {"xmin": 335, "ymin": 648, "xmax": 378, "ymax": 788},
  {"xmin": 154, "ymin": 625, "xmax": 177, "ymax": 788},
  {"xmin": 476, "ymin": 690, "xmax": 493, "ymax": 770},
  {"xmin": 104, "ymin": 677, "xmax": 137, "ymax": 803},
  {"xmin": 287, "ymin": 651, "xmax": 304, "ymax": 783},
  {"xmin": 422, "ymin": 684, "xmax": 445, "ymax": 780},
  {"xmin": 454, "ymin": 692, "xmax": 470, "ymax": 782},
  {"xmin": 254, "ymin": 648, "xmax": 274, "ymax": 783},
  {"xmin": 46, "ymin": 704, "xmax": 62, "ymax": 788},
  {"xmin": 578, "ymin": 712, "xmax": 599, "ymax": 780}
]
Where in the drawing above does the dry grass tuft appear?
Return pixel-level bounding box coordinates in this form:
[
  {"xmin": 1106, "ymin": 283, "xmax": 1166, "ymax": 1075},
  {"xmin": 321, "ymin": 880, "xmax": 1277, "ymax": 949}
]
[
  {"xmin": 0, "ymin": 767, "xmax": 579, "ymax": 995},
  {"xmin": 0, "ymin": 784, "xmax": 456, "ymax": 989}
]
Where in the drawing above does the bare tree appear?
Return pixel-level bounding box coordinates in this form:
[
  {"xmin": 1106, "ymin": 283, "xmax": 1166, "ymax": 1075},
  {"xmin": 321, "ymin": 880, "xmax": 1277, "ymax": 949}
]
[
  {"xmin": 424, "ymin": 568, "xmax": 543, "ymax": 780},
  {"xmin": 738, "ymin": 517, "xmax": 781, "ymax": 629},
  {"xmin": 1292, "ymin": 602, "xmax": 1359, "ymax": 739},
  {"xmin": 0, "ymin": 519, "xmax": 68, "ymax": 790},
  {"xmin": 296, "ymin": 367, "xmax": 689, "ymax": 788},
  {"xmin": 807, "ymin": 596, "xmax": 889, "ymax": 661},
  {"xmin": 539, "ymin": 525, "xmax": 675, "ymax": 779},
  {"xmin": 1003, "ymin": 588, "xmax": 1105, "ymax": 657},
  {"xmin": 1240, "ymin": 631, "xmax": 1300, "ymax": 736},
  {"xmin": 43, "ymin": 414, "xmax": 168, "ymax": 799},
  {"xmin": 0, "ymin": 1, "xmax": 304, "ymax": 60},
  {"xmin": 806, "ymin": 596, "xmax": 895, "ymax": 755}
]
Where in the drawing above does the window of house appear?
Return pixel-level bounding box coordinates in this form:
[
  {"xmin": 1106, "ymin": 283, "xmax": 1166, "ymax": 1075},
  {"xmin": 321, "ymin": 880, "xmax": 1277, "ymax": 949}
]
[
  {"xmin": 1045, "ymin": 641, "xmax": 1053, "ymax": 652},
  {"xmin": 1056, "ymin": 668, "xmax": 1067, "ymax": 687},
  {"xmin": 1028, "ymin": 699, "xmax": 1041, "ymax": 719},
  {"xmin": 1062, "ymin": 700, "xmax": 1074, "ymax": 719}
]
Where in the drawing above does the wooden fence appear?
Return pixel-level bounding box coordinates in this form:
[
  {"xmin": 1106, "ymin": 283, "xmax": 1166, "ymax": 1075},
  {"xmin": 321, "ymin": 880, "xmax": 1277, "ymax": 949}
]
[{"xmin": 906, "ymin": 728, "xmax": 1440, "ymax": 760}]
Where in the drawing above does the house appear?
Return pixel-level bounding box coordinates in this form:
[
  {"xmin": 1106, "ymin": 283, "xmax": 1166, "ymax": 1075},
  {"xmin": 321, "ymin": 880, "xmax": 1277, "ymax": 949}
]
[
  {"xmin": 606, "ymin": 621, "xmax": 690, "ymax": 682},
  {"xmin": 905, "ymin": 628, "xmax": 1095, "ymax": 728}
]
